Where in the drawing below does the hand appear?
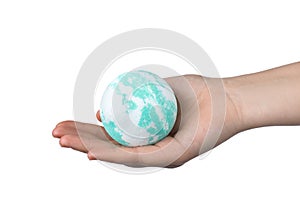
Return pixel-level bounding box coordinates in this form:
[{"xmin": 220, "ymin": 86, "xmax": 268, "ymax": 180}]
[
  {"xmin": 53, "ymin": 62, "xmax": 300, "ymax": 167},
  {"xmin": 52, "ymin": 75, "xmax": 241, "ymax": 167}
]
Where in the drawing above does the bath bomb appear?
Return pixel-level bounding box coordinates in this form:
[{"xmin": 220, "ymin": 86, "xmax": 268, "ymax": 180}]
[{"xmin": 100, "ymin": 70, "xmax": 177, "ymax": 147}]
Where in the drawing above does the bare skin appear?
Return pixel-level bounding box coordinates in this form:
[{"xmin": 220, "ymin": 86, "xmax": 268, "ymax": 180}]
[{"xmin": 52, "ymin": 62, "xmax": 300, "ymax": 167}]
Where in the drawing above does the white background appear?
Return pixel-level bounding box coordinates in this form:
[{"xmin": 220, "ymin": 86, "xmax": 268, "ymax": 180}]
[{"xmin": 1, "ymin": 0, "xmax": 299, "ymax": 199}]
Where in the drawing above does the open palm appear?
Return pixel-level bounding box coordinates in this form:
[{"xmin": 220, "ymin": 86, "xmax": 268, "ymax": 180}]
[{"xmin": 53, "ymin": 75, "xmax": 239, "ymax": 167}]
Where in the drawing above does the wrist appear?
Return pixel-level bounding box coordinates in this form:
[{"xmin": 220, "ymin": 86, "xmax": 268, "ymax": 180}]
[
  {"xmin": 224, "ymin": 64, "xmax": 300, "ymax": 130},
  {"xmin": 224, "ymin": 75, "xmax": 262, "ymax": 131}
]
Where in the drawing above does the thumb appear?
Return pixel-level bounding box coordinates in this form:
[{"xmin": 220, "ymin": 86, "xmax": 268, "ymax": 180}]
[{"xmin": 96, "ymin": 110, "xmax": 102, "ymax": 122}]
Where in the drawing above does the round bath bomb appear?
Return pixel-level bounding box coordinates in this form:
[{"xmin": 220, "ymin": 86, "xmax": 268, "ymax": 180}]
[{"xmin": 100, "ymin": 70, "xmax": 177, "ymax": 147}]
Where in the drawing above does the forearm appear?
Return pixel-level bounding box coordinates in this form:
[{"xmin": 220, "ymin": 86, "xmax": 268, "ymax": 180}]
[{"xmin": 225, "ymin": 62, "xmax": 300, "ymax": 131}]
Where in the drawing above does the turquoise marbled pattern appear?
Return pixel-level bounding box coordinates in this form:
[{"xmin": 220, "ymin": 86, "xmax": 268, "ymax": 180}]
[{"xmin": 100, "ymin": 70, "xmax": 177, "ymax": 147}]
